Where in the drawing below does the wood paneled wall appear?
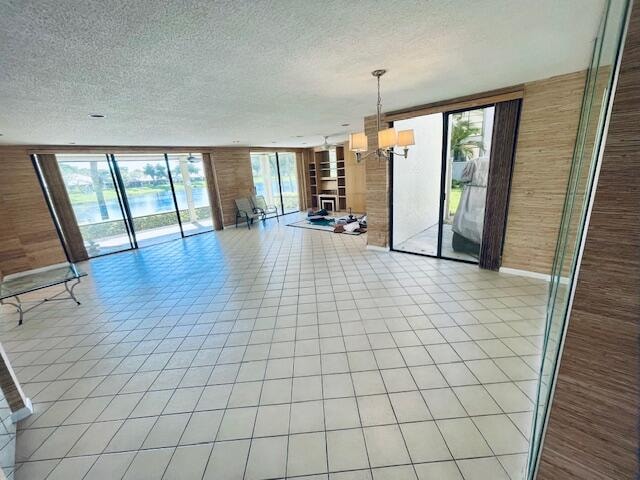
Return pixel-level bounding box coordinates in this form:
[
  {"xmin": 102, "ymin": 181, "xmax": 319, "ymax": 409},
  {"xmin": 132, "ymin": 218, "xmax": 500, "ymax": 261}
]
[
  {"xmin": 208, "ymin": 147, "xmax": 255, "ymax": 226},
  {"xmin": 364, "ymin": 114, "xmax": 389, "ymax": 248},
  {"xmin": 537, "ymin": 4, "xmax": 640, "ymax": 478},
  {"xmin": 295, "ymin": 151, "xmax": 309, "ymax": 211},
  {"xmin": 344, "ymin": 143, "xmax": 366, "ymax": 213},
  {"xmin": 0, "ymin": 148, "xmax": 67, "ymax": 276},
  {"xmin": 502, "ymin": 71, "xmax": 587, "ymax": 274}
]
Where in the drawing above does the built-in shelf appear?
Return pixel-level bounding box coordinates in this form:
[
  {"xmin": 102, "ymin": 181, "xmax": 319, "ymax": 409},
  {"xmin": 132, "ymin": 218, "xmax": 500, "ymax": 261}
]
[{"xmin": 309, "ymin": 145, "xmax": 347, "ymax": 212}]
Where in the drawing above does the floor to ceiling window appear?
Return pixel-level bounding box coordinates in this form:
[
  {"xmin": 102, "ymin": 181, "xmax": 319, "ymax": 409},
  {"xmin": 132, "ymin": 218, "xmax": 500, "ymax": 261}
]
[
  {"xmin": 56, "ymin": 154, "xmax": 133, "ymax": 256},
  {"xmin": 274, "ymin": 152, "xmax": 300, "ymax": 214},
  {"xmin": 250, "ymin": 151, "xmax": 300, "ymax": 215},
  {"xmin": 166, "ymin": 153, "xmax": 214, "ymax": 236},
  {"xmin": 113, "ymin": 153, "xmax": 183, "ymax": 248},
  {"xmin": 55, "ymin": 152, "xmax": 214, "ymax": 257},
  {"xmin": 391, "ymin": 105, "xmax": 495, "ymax": 263}
]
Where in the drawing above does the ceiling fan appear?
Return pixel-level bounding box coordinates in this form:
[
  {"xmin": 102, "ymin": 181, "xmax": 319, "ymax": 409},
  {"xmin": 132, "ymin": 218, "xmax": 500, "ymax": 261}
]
[{"xmin": 319, "ymin": 132, "xmax": 347, "ymax": 150}]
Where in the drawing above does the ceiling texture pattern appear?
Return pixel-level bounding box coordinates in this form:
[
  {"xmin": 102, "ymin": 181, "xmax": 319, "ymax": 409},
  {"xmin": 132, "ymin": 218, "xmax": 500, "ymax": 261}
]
[{"xmin": 0, "ymin": 0, "xmax": 604, "ymax": 146}]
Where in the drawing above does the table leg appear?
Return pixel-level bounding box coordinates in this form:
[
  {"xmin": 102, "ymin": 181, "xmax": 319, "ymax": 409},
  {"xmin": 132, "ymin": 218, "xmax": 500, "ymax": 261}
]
[
  {"xmin": 64, "ymin": 278, "xmax": 82, "ymax": 305},
  {"xmin": 0, "ymin": 296, "xmax": 23, "ymax": 326}
]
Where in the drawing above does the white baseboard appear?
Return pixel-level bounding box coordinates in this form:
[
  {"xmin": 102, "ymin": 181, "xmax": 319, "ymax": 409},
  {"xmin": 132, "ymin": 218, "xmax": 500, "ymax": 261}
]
[
  {"xmin": 366, "ymin": 244, "xmax": 390, "ymax": 252},
  {"xmin": 499, "ymin": 267, "xmax": 551, "ymax": 282},
  {"xmin": 10, "ymin": 398, "xmax": 33, "ymax": 424}
]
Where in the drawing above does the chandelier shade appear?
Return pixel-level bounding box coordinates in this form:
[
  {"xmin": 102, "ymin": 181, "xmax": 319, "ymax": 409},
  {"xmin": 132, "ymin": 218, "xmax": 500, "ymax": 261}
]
[{"xmin": 349, "ymin": 132, "xmax": 368, "ymax": 152}]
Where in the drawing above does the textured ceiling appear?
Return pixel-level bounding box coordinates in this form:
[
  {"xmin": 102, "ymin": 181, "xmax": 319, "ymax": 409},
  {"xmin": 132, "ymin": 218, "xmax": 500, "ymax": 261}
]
[{"xmin": 0, "ymin": 0, "xmax": 605, "ymax": 147}]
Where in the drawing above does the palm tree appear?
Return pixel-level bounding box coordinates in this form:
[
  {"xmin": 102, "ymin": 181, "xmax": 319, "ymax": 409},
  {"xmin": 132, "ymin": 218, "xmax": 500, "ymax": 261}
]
[
  {"xmin": 89, "ymin": 161, "xmax": 109, "ymax": 220},
  {"xmin": 450, "ymin": 119, "xmax": 484, "ymax": 161}
]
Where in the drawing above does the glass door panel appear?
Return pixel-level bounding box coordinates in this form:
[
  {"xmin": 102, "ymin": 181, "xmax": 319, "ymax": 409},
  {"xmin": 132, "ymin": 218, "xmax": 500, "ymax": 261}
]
[
  {"xmin": 527, "ymin": 1, "xmax": 630, "ymax": 476},
  {"xmin": 112, "ymin": 153, "xmax": 182, "ymax": 247},
  {"xmin": 276, "ymin": 152, "xmax": 300, "ymax": 214},
  {"xmin": 441, "ymin": 106, "xmax": 495, "ymax": 262},
  {"xmin": 251, "ymin": 152, "xmax": 283, "ymax": 214},
  {"xmin": 166, "ymin": 153, "xmax": 213, "ymax": 236},
  {"xmin": 57, "ymin": 154, "xmax": 132, "ymax": 257},
  {"xmin": 392, "ymin": 113, "xmax": 443, "ymax": 256}
]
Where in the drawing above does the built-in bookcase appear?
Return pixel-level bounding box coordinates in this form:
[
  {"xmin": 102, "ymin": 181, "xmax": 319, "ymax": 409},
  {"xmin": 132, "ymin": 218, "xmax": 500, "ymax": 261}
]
[
  {"xmin": 308, "ymin": 146, "xmax": 346, "ymax": 211},
  {"xmin": 308, "ymin": 160, "xmax": 318, "ymax": 208}
]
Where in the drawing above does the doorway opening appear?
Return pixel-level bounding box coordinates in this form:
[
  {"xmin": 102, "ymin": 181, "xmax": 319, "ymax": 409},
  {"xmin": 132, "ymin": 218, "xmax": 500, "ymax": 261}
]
[{"xmin": 391, "ymin": 105, "xmax": 497, "ymax": 264}]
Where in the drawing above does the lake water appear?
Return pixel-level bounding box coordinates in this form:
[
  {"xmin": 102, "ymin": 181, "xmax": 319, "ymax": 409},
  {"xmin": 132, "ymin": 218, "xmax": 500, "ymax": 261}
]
[{"xmin": 73, "ymin": 186, "xmax": 210, "ymax": 224}]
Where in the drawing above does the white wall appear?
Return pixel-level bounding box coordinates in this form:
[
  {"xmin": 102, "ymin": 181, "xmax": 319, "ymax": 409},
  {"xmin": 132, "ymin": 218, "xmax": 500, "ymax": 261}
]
[{"xmin": 392, "ymin": 113, "xmax": 443, "ymax": 246}]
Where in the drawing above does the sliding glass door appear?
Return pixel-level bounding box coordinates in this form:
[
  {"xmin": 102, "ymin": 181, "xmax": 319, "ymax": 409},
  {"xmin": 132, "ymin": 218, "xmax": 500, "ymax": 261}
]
[
  {"xmin": 167, "ymin": 153, "xmax": 213, "ymax": 236},
  {"xmin": 250, "ymin": 151, "xmax": 300, "ymax": 215},
  {"xmin": 442, "ymin": 106, "xmax": 494, "ymax": 261},
  {"xmin": 56, "ymin": 152, "xmax": 214, "ymax": 257},
  {"xmin": 392, "ymin": 113, "xmax": 444, "ymax": 256},
  {"xmin": 391, "ymin": 105, "xmax": 495, "ymax": 264},
  {"xmin": 57, "ymin": 154, "xmax": 133, "ymax": 256},
  {"xmin": 276, "ymin": 152, "xmax": 300, "ymax": 214},
  {"xmin": 251, "ymin": 152, "xmax": 282, "ymax": 213},
  {"xmin": 113, "ymin": 154, "xmax": 182, "ymax": 248}
]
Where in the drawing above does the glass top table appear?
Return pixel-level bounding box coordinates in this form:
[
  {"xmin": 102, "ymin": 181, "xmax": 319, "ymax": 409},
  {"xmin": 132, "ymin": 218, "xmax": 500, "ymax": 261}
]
[{"xmin": 0, "ymin": 264, "xmax": 87, "ymax": 325}]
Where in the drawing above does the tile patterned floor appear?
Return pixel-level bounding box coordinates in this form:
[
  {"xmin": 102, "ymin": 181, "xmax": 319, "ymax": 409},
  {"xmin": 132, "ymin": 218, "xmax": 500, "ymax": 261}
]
[{"xmin": 0, "ymin": 217, "xmax": 546, "ymax": 480}]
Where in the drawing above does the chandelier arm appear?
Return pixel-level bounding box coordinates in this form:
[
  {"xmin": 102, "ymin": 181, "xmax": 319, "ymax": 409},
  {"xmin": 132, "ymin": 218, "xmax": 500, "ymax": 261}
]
[
  {"xmin": 387, "ymin": 148, "xmax": 409, "ymax": 158},
  {"xmin": 356, "ymin": 150, "xmax": 378, "ymax": 161}
]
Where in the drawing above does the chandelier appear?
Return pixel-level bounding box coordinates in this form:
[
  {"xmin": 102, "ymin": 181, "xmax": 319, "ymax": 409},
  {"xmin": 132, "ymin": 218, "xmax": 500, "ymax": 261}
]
[{"xmin": 349, "ymin": 69, "xmax": 415, "ymax": 163}]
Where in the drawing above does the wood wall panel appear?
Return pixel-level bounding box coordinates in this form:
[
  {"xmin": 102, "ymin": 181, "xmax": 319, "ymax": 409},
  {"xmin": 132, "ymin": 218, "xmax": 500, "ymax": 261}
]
[
  {"xmin": 501, "ymin": 71, "xmax": 587, "ymax": 274},
  {"xmin": 295, "ymin": 151, "xmax": 308, "ymax": 211},
  {"xmin": 364, "ymin": 114, "xmax": 389, "ymax": 248},
  {"xmin": 344, "ymin": 142, "xmax": 366, "ymax": 213},
  {"xmin": 537, "ymin": 4, "xmax": 640, "ymax": 478},
  {"xmin": 0, "ymin": 148, "xmax": 67, "ymax": 276},
  {"xmin": 209, "ymin": 147, "xmax": 255, "ymax": 226}
]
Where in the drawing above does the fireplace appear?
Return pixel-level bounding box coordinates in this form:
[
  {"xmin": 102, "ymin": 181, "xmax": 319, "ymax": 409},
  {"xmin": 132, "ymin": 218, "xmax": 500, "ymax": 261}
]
[{"xmin": 319, "ymin": 195, "xmax": 337, "ymax": 212}]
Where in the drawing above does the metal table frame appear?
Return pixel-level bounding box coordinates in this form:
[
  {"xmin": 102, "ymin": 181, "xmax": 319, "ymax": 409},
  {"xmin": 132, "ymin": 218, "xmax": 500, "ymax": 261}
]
[{"xmin": 0, "ymin": 265, "xmax": 86, "ymax": 326}]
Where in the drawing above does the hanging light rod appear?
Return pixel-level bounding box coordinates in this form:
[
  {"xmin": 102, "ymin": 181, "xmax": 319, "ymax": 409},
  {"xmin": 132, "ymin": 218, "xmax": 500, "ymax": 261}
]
[{"xmin": 349, "ymin": 69, "xmax": 415, "ymax": 163}]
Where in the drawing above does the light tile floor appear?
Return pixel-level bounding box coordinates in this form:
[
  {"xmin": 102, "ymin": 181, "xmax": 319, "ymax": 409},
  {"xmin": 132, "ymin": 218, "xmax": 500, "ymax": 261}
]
[{"xmin": 0, "ymin": 218, "xmax": 546, "ymax": 480}]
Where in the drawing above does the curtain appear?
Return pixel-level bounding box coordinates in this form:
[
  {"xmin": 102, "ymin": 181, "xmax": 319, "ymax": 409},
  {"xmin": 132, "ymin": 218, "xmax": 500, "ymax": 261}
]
[{"xmin": 479, "ymin": 99, "xmax": 522, "ymax": 270}]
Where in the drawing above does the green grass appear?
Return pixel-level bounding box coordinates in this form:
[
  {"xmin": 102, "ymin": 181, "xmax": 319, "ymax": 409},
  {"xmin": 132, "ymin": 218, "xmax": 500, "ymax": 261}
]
[{"xmin": 449, "ymin": 185, "xmax": 462, "ymax": 216}]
